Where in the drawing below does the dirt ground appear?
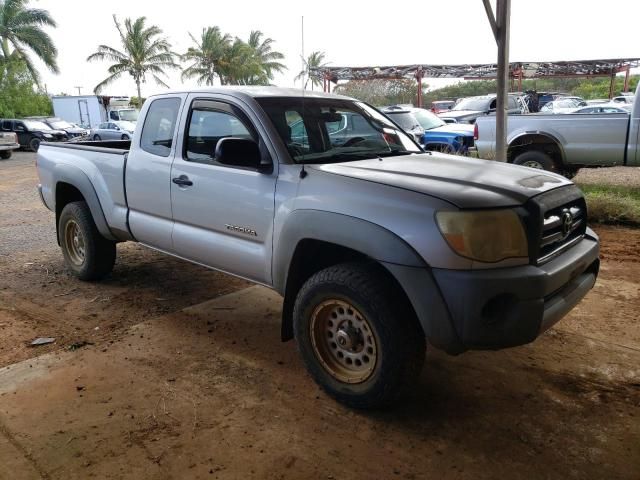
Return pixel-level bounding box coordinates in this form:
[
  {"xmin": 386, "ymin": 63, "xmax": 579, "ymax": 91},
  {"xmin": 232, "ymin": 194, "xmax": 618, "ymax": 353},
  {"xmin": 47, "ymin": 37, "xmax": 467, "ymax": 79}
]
[{"xmin": 0, "ymin": 153, "xmax": 638, "ymax": 479}]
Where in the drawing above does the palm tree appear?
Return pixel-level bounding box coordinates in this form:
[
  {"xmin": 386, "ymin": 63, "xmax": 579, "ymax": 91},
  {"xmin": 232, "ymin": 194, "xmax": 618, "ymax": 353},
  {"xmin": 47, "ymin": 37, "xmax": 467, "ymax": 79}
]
[
  {"xmin": 87, "ymin": 15, "xmax": 178, "ymax": 100},
  {"xmin": 181, "ymin": 26, "xmax": 231, "ymax": 86},
  {"xmin": 244, "ymin": 30, "xmax": 285, "ymax": 85},
  {"xmin": 295, "ymin": 51, "xmax": 328, "ymax": 90},
  {"xmin": 0, "ymin": 0, "xmax": 58, "ymax": 85},
  {"xmin": 220, "ymin": 38, "xmax": 263, "ymax": 86}
]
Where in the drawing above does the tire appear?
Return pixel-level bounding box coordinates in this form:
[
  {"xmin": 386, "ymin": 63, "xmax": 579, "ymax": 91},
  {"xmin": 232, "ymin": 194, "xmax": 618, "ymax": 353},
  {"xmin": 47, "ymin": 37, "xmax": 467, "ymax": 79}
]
[
  {"xmin": 29, "ymin": 137, "xmax": 41, "ymax": 152},
  {"xmin": 121, "ymin": 134, "xmax": 129, "ymax": 140},
  {"xmin": 293, "ymin": 262, "xmax": 426, "ymax": 409},
  {"xmin": 0, "ymin": 150, "xmax": 11, "ymax": 160},
  {"xmin": 58, "ymin": 201, "xmax": 116, "ymax": 281},
  {"xmin": 93, "ymin": 134, "xmax": 101, "ymax": 141},
  {"xmin": 513, "ymin": 150, "xmax": 557, "ymax": 172}
]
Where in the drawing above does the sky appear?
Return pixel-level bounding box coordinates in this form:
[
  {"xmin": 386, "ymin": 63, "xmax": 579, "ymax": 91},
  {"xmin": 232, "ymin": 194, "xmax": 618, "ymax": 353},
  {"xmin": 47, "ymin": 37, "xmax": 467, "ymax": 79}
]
[{"xmin": 33, "ymin": 0, "xmax": 640, "ymax": 98}]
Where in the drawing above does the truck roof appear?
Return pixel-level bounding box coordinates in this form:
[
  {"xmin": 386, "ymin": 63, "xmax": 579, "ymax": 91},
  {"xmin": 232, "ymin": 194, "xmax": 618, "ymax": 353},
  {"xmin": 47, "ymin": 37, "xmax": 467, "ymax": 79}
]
[{"xmin": 151, "ymin": 86, "xmax": 354, "ymax": 101}]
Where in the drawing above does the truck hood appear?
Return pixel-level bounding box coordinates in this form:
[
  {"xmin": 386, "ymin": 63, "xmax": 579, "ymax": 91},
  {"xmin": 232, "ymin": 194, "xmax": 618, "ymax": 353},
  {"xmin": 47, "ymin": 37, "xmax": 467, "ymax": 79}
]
[
  {"xmin": 439, "ymin": 110, "xmax": 482, "ymax": 119},
  {"xmin": 429, "ymin": 123, "xmax": 475, "ymax": 135},
  {"xmin": 313, "ymin": 153, "xmax": 571, "ymax": 208}
]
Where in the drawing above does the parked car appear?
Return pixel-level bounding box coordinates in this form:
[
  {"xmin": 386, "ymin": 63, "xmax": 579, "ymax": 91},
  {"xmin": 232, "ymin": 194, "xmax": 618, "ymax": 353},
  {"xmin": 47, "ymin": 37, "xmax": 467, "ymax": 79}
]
[
  {"xmin": 0, "ymin": 118, "xmax": 67, "ymax": 151},
  {"xmin": 611, "ymin": 95, "xmax": 634, "ymax": 104},
  {"xmin": 586, "ymin": 99, "xmax": 610, "ymax": 105},
  {"xmin": 572, "ymin": 104, "xmax": 630, "ymax": 114},
  {"xmin": 474, "ymin": 82, "xmax": 640, "ymax": 175},
  {"xmin": 89, "ymin": 121, "xmax": 136, "ymax": 140},
  {"xmin": 438, "ymin": 94, "xmax": 524, "ymax": 124},
  {"xmin": 43, "ymin": 118, "xmax": 89, "ymax": 138},
  {"xmin": 539, "ymin": 98, "xmax": 585, "ymax": 114},
  {"xmin": 383, "ymin": 106, "xmax": 474, "ymax": 153},
  {"xmin": 430, "ymin": 100, "xmax": 455, "ymax": 113},
  {"xmin": 380, "ymin": 106, "xmax": 425, "ymax": 142},
  {"xmin": 37, "ymin": 87, "xmax": 599, "ymax": 409},
  {"xmin": 0, "ymin": 131, "xmax": 20, "ymax": 159}
]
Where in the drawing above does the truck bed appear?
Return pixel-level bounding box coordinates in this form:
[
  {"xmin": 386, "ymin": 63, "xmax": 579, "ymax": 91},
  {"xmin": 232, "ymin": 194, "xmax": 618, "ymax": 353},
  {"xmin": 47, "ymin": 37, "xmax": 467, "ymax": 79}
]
[
  {"xmin": 475, "ymin": 113, "xmax": 630, "ymax": 167},
  {"xmin": 37, "ymin": 140, "xmax": 131, "ymax": 239}
]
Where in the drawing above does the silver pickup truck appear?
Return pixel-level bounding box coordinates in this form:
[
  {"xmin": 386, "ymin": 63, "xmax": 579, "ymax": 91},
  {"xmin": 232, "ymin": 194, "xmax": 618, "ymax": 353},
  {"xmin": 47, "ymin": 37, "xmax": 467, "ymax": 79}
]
[
  {"xmin": 475, "ymin": 83, "xmax": 640, "ymax": 175},
  {"xmin": 36, "ymin": 87, "xmax": 600, "ymax": 408}
]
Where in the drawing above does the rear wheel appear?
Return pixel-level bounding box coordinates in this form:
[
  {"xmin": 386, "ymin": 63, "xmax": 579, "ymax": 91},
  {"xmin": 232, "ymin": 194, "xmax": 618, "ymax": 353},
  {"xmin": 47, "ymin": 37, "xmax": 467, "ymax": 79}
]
[
  {"xmin": 93, "ymin": 134, "xmax": 101, "ymax": 141},
  {"xmin": 293, "ymin": 263, "xmax": 426, "ymax": 409},
  {"xmin": 58, "ymin": 201, "xmax": 116, "ymax": 280},
  {"xmin": 0, "ymin": 150, "xmax": 12, "ymax": 160},
  {"xmin": 29, "ymin": 137, "xmax": 41, "ymax": 152},
  {"xmin": 513, "ymin": 150, "xmax": 556, "ymax": 172}
]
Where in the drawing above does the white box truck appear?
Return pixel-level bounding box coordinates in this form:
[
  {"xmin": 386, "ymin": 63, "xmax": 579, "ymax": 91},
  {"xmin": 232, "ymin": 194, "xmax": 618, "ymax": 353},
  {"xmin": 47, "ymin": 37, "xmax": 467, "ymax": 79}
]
[{"xmin": 51, "ymin": 96, "xmax": 139, "ymax": 128}]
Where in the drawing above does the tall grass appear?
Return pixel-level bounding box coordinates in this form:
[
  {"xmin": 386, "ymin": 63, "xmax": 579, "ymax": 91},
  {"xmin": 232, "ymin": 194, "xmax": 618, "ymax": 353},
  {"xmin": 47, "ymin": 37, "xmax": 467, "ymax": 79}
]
[{"xmin": 578, "ymin": 184, "xmax": 640, "ymax": 226}]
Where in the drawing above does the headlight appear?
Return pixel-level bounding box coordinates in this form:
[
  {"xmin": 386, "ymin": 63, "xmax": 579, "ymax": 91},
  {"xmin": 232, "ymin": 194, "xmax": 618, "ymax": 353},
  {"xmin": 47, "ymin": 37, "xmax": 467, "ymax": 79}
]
[{"xmin": 436, "ymin": 210, "xmax": 528, "ymax": 263}]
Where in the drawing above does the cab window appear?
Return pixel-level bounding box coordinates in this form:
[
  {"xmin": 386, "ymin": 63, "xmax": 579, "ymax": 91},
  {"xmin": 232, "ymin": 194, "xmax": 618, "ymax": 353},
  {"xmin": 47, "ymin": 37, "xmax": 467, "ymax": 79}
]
[{"xmin": 140, "ymin": 97, "xmax": 181, "ymax": 157}]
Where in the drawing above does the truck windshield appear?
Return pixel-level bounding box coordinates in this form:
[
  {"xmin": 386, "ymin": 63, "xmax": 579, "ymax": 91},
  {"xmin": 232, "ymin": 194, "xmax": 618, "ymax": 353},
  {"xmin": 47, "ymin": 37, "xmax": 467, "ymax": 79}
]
[
  {"xmin": 453, "ymin": 97, "xmax": 490, "ymax": 111},
  {"xmin": 413, "ymin": 110, "xmax": 446, "ymax": 130},
  {"xmin": 24, "ymin": 120, "xmax": 52, "ymax": 130},
  {"xmin": 50, "ymin": 120, "xmax": 73, "ymax": 129},
  {"xmin": 256, "ymin": 98, "xmax": 420, "ymax": 164},
  {"xmin": 116, "ymin": 109, "xmax": 138, "ymax": 122}
]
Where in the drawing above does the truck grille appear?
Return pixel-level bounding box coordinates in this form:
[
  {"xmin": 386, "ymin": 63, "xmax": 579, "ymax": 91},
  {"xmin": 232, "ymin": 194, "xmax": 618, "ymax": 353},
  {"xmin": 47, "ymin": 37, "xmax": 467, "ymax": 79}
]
[{"xmin": 525, "ymin": 185, "xmax": 587, "ymax": 264}]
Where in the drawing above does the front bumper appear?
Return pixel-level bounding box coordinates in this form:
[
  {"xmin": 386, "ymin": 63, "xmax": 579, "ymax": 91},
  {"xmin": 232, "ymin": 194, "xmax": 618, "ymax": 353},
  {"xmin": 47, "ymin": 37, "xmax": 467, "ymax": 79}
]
[
  {"xmin": 0, "ymin": 143, "xmax": 20, "ymax": 151},
  {"xmin": 386, "ymin": 228, "xmax": 599, "ymax": 354}
]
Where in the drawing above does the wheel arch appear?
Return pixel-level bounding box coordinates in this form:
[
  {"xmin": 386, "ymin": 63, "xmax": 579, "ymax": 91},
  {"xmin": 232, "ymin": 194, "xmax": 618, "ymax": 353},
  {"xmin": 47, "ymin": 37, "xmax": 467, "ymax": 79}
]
[
  {"xmin": 274, "ymin": 210, "xmax": 431, "ymax": 342},
  {"xmin": 53, "ymin": 165, "xmax": 116, "ymax": 243},
  {"xmin": 507, "ymin": 132, "xmax": 567, "ymax": 168}
]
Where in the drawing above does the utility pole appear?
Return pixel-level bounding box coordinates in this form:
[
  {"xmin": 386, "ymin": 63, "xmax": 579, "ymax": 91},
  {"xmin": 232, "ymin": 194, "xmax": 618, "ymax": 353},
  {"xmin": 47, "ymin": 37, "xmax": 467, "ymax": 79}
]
[
  {"xmin": 483, "ymin": 0, "xmax": 511, "ymax": 161},
  {"xmin": 74, "ymin": 86, "xmax": 83, "ymax": 95}
]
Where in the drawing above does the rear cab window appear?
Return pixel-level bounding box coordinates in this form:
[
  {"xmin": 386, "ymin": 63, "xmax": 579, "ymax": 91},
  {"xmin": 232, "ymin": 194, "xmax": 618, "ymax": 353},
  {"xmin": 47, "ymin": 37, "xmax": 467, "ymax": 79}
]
[{"xmin": 140, "ymin": 97, "xmax": 181, "ymax": 157}]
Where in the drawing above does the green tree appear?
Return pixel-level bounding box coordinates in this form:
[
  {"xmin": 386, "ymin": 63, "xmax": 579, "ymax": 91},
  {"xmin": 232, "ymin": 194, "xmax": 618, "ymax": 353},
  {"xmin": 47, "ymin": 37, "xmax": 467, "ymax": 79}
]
[
  {"xmin": 0, "ymin": 0, "xmax": 58, "ymax": 85},
  {"xmin": 335, "ymin": 79, "xmax": 425, "ymax": 107},
  {"xmin": 0, "ymin": 59, "xmax": 51, "ymax": 117},
  {"xmin": 87, "ymin": 15, "xmax": 178, "ymax": 100},
  {"xmin": 295, "ymin": 51, "xmax": 328, "ymax": 90},
  {"xmin": 244, "ymin": 30, "xmax": 285, "ymax": 85},
  {"xmin": 182, "ymin": 28, "xmax": 286, "ymax": 86},
  {"xmin": 181, "ymin": 26, "xmax": 231, "ymax": 86}
]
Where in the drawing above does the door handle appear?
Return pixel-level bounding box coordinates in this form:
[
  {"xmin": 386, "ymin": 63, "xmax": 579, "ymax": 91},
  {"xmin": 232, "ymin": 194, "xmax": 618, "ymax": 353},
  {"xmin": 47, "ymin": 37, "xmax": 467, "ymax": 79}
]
[{"xmin": 172, "ymin": 175, "xmax": 193, "ymax": 187}]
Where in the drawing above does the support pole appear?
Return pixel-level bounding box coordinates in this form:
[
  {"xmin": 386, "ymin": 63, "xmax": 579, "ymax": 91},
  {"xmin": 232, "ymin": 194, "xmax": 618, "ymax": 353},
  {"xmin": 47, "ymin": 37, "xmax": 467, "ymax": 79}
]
[
  {"xmin": 609, "ymin": 70, "xmax": 616, "ymax": 99},
  {"xmin": 495, "ymin": 0, "xmax": 511, "ymax": 162},
  {"xmin": 416, "ymin": 67, "xmax": 423, "ymax": 108},
  {"xmin": 624, "ymin": 67, "xmax": 630, "ymax": 92}
]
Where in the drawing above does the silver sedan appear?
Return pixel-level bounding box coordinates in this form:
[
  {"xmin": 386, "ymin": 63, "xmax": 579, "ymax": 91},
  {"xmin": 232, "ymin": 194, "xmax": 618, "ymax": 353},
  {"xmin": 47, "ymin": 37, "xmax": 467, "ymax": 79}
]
[{"xmin": 89, "ymin": 121, "xmax": 136, "ymax": 141}]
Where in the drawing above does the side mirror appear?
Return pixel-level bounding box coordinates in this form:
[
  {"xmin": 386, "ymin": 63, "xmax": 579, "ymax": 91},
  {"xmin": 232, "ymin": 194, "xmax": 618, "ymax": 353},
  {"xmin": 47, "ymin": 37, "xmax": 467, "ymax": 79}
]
[{"xmin": 215, "ymin": 137, "xmax": 262, "ymax": 170}]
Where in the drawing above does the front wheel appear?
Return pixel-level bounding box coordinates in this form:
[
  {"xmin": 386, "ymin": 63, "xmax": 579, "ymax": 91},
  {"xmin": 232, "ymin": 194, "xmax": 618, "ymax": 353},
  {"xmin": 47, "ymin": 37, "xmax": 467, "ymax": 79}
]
[
  {"xmin": 93, "ymin": 134, "xmax": 101, "ymax": 141},
  {"xmin": 29, "ymin": 137, "xmax": 41, "ymax": 152},
  {"xmin": 58, "ymin": 201, "xmax": 116, "ymax": 280},
  {"xmin": 293, "ymin": 263, "xmax": 426, "ymax": 409},
  {"xmin": 0, "ymin": 150, "xmax": 12, "ymax": 160},
  {"xmin": 513, "ymin": 150, "xmax": 556, "ymax": 172},
  {"xmin": 121, "ymin": 134, "xmax": 129, "ymax": 140}
]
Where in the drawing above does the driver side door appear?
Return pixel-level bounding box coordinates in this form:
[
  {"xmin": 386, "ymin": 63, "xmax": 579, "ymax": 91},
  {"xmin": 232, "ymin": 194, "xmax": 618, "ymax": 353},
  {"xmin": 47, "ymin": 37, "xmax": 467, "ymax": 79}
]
[{"xmin": 169, "ymin": 96, "xmax": 277, "ymax": 284}]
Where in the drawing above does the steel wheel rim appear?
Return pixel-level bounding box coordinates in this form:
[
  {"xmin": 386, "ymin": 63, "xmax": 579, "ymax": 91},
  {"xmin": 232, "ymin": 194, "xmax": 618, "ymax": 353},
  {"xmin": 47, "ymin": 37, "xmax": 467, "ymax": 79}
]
[
  {"xmin": 310, "ymin": 299, "xmax": 377, "ymax": 384},
  {"xmin": 522, "ymin": 160, "xmax": 544, "ymax": 169},
  {"xmin": 64, "ymin": 220, "xmax": 86, "ymax": 266}
]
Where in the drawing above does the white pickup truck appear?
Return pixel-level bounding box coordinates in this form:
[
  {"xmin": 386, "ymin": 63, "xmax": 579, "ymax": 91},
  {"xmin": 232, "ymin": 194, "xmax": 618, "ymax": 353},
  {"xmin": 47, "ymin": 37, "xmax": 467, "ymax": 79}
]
[
  {"xmin": 475, "ymin": 83, "xmax": 640, "ymax": 176},
  {"xmin": 36, "ymin": 87, "xmax": 600, "ymax": 408}
]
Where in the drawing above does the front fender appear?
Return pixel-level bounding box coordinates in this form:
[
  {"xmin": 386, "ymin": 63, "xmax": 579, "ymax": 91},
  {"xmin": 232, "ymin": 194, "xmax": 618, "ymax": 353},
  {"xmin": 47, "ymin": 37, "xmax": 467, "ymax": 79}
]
[{"xmin": 272, "ymin": 209, "xmax": 426, "ymax": 293}]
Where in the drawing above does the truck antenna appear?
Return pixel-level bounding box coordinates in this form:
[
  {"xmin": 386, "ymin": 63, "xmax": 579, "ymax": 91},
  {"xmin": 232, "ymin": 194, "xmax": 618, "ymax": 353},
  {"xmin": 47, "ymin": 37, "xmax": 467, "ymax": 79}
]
[{"xmin": 299, "ymin": 15, "xmax": 307, "ymax": 179}]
